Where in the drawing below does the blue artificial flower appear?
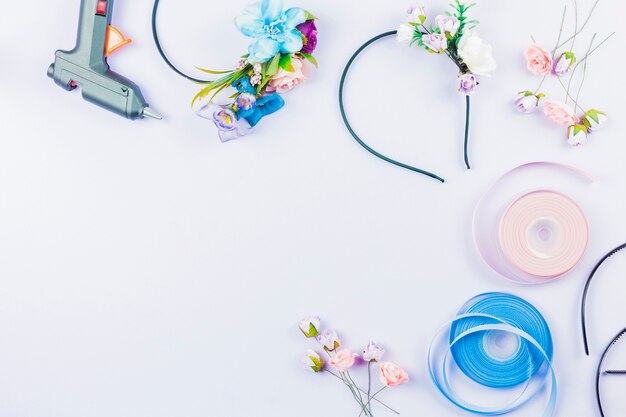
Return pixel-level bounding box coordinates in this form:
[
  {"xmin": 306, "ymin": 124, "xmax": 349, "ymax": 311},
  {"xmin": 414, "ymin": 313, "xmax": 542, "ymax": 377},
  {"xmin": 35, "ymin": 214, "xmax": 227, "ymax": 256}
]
[{"xmin": 235, "ymin": 0, "xmax": 307, "ymax": 63}]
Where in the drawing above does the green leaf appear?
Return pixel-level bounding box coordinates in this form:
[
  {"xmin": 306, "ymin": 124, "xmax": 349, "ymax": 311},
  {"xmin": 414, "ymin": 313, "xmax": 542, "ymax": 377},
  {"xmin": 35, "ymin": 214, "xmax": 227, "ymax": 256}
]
[
  {"xmin": 303, "ymin": 10, "xmax": 318, "ymax": 20},
  {"xmin": 265, "ymin": 54, "xmax": 281, "ymax": 77},
  {"xmin": 194, "ymin": 67, "xmax": 233, "ymax": 75},
  {"xmin": 279, "ymin": 54, "xmax": 295, "ymax": 72},
  {"xmin": 300, "ymin": 53, "xmax": 318, "ymax": 69}
]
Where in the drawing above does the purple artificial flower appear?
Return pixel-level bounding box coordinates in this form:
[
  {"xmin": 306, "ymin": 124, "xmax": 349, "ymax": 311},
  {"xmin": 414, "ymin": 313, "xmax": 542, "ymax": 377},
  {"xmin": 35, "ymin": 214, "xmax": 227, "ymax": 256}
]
[
  {"xmin": 213, "ymin": 109, "xmax": 238, "ymax": 131},
  {"xmin": 235, "ymin": 93, "xmax": 257, "ymax": 111},
  {"xmin": 513, "ymin": 91, "xmax": 543, "ymax": 114},
  {"xmin": 363, "ymin": 341, "xmax": 385, "ymax": 362},
  {"xmin": 297, "ymin": 20, "xmax": 318, "ymax": 54},
  {"xmin": 553, "ymin": 52, "xmax": 576, "ymax": 76},
  {"xmin": 422, "ymin": 33, "xmax": 448, "ymax": 54},
  {"xmin": 458, "ymin": 73, "xmax": 477, "ymax": 95},
  {"xmin": 211, "ymin": 108, "xmax": 251, "ymax": 142}
]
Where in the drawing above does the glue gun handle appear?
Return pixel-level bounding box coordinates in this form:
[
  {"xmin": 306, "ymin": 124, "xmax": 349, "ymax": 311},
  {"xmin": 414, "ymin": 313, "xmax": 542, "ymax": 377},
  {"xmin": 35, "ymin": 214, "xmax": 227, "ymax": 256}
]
[{"xmin": 73, "ymin": 0, "xmax": 114, "ymax": 68}]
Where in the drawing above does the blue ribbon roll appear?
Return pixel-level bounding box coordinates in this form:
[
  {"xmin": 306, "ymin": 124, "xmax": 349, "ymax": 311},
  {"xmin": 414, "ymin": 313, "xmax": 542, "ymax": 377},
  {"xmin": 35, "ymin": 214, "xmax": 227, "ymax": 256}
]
[{"xmin": 428, "ymin": 293, "xmax": 557, "ymax": 416}]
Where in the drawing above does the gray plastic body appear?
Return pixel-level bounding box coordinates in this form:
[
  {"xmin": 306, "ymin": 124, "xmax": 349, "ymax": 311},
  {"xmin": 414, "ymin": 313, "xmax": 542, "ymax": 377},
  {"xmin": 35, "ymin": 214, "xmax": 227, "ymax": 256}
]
[{"xmin": 47, "ymin": 0, "xmax": 158, "ymax": 120}]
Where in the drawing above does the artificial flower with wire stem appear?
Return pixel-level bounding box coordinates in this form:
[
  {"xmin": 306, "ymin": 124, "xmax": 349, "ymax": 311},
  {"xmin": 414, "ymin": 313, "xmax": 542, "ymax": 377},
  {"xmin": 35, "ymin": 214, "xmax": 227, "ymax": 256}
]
[
  {"xmin": 193, "ymin": 0, "xmax": 319, "ymax": 142},
  {"xmin": 514, "ymin": 0, "xmax": 613, "ymax": 146},
  {"xmin": 299, "ymin": 317, "xmax": 409, "ymax": 417},
  {"xmin": 396, "ymin": 1, "xmax": 496, "ymax": 169}
]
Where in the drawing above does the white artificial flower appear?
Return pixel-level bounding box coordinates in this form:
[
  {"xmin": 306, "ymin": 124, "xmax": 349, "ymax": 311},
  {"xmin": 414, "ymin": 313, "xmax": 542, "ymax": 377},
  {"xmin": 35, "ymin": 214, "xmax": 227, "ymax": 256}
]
[
  {"xmin": 397, "ymin": 23, "xmax": 416, "ymax": 43},
  {"xmin": 406, "ymin": 4, "xmax": 426, "ymax": 24},
  {"xmin": 299, "ymin": 316, "xmax": 321, "ymax": 338},
  {"xmin": 435, "ymin": 15, "xmax": 460, "ymax": 37},
  {"xmin": 302, "ymin": 350, "xmax": 324, "ymax": 372},
  {"xmin": 568, "ymin": 124, "xmax": 589, "ymax": 146},
  {"xmin": 458, "ymin": 30, "xmax": 497, "ymax": 76},
  {"xmin": 582, "ymin": 109, "xmax": 607, "ymax": 132}
]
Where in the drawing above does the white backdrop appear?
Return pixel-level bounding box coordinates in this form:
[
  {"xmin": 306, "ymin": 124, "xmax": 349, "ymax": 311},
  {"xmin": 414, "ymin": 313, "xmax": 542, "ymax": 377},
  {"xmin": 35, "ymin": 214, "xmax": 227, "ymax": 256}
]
[{"xmin": 1, "ymin": 0, "xmax": 626, "ymax": 416}]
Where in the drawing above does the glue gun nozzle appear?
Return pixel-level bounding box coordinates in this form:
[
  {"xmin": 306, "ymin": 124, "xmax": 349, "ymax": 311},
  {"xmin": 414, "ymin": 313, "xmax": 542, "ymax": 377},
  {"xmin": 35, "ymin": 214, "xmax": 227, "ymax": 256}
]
[{"xmin": 142, "ymin": 107, "xmax": 162, "ymax": 120}]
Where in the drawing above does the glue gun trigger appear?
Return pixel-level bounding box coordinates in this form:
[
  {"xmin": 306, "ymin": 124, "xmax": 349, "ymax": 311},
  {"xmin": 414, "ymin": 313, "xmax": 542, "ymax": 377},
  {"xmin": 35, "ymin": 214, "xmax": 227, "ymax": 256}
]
[{"xmin": 105, "ymin": 25, "xmax": 132, "ymax": 57}]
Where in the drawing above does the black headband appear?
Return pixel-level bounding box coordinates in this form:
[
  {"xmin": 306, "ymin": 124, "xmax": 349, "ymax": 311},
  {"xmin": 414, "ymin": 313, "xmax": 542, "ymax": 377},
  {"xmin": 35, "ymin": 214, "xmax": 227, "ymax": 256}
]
[
  {"xmin": 581, "ymin": 242, "xmax": 626, "ymax": 355},
  {"xmin": 595, "ymin": 327, "xmax": 626, "ymax": 417}
]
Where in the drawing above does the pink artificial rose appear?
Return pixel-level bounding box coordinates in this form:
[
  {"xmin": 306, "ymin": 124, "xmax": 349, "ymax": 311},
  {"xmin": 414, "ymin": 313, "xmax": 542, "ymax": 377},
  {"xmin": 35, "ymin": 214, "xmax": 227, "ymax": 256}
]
[
  {"xmin": 543, "ymin": 101, "xmax": 579, "ymax": 126},
  {"xmin": 379, "ymin": 362, "xmax": 409, "ymax": 387},
  {"xmin": 267, "ymin": 56, "xmax": 310, "ymax": 94},
  {"xmin": 525, "ymin": 44, "xmax": 553, "ymax": 76},
  {"xmin": 329, "ymin": 349, "xmax": 357, "ymax": 372}
]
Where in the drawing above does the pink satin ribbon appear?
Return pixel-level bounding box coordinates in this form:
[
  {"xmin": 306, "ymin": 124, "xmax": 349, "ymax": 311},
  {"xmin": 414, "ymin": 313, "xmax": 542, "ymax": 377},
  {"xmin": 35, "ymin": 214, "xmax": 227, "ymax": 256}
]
[
  {"xmin": 473, "ymin": 162, "xmax": 594, "ymax": 284},
  {"xmin": 499, "ymin": 190, "xmax": 589, "ymax": 278}
]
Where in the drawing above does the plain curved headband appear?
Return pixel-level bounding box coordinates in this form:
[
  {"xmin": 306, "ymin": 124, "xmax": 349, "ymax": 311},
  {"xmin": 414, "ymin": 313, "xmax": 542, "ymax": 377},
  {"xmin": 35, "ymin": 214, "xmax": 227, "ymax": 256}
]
[
  {"xmin": 581, "ymin": 242, "xmax": 626, "ymax": 355},
  {"xmin": 339, "ymin": 31, "xmax": 473, "ymax": 184},
  {"xmin": 151, "ymin": 0, "xmax": 210, "ymax": 83},
  {"xmin": 596, "ymin": 327, "xmax": 626, "ymax": 417}
]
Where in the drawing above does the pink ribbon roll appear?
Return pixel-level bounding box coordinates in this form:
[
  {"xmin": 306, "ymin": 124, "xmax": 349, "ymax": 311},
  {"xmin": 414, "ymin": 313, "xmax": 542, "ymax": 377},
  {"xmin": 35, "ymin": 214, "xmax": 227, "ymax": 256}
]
[
  {"xmin": 499, "ymin": 190, "xmax": 589, "ymax": 279},
  {"xmin": 473, "ymin": 162, "xmax": 594, "ymax": 284}
]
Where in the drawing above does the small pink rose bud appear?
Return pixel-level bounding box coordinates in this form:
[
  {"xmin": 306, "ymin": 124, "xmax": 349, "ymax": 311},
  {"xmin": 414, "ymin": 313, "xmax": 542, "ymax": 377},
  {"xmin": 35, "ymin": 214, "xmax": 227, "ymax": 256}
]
[
  {"xmin": 380, "ymin": 362, "xmax": 410, "ymax": 387},
  {"xmin": 329, "ymin": 349, "xmax": 358, "ymax": 372}
]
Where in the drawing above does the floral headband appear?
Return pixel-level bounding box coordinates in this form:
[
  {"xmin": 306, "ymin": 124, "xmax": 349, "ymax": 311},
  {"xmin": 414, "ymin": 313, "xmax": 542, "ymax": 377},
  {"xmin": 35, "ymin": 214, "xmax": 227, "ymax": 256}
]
[
  {"xmin": 339, "ymin": 1, "xmax": 495, "ymax": 183},
  {"xmin": 152, "ymin": 0, "xmax": 318, "ymax": 142}
]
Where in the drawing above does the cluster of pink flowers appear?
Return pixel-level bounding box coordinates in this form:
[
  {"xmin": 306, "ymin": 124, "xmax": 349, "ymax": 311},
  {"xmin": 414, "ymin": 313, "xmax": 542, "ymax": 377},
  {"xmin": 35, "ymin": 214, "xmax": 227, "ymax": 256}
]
[
  {"xmin": 513, "ymin": 4, "xmax": 612, "ymax": 146},
  {"xmin": 299, "ymin": 317, "xmax": 409, "ymax": 416}
]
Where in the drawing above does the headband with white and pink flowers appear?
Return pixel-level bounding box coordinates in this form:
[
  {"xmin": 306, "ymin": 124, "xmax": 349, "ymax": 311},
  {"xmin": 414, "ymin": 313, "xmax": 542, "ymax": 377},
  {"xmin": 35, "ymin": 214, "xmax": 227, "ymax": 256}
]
[
  {"xmin": 339, "ymin": 1, "xmax": 496, "ymax": 183},
  {"xmin": 152, "ymin": 0, "xmax": 318, "ymax": 142},
  {"xmin": 513, "ymin": 0, "xmax": 613, "ymax": 146}
]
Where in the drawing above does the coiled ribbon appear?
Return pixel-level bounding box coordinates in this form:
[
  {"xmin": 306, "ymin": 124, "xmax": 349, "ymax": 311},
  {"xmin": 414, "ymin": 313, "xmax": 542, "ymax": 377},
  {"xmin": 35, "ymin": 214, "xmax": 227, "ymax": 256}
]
[
  {"xmin": 428, "ymin": 293, "xmax": 557, "ymax": 416},
  {"xmin": 473, "ymin": 162, "xmax": 594, "ymax": 284}
]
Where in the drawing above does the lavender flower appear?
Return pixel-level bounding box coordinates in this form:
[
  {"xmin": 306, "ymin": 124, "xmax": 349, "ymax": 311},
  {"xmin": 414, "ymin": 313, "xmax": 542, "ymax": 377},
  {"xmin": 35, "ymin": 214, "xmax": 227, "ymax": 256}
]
[
  {"xmin": 316, "ymin": 329, "xmax": 340, "ymax": 352},
  {"xmin": 553, "ymin": 52, "xmax": 576, "ymax": 76},
  {"xmin": 436, "ymin": 15, "xmax": 460, "ymax": 37},
  {"xmin": 363, "ymin": 341, "xmax": 385, "ymax": 362},
  {"xmin": 423, "ymin": 33, "xmax": 448, "ymax": 53},
  {"xmin": 514, "ymin": 91, "xmax": 543, "ymax": 113},
  {"xmin": 235, "ymin": 93, "xmax": 257, "ymax": 111},
  {"xmin": 211, "ymin": 108, "xmax": 251, "ymax": 142},
  {"xmin": 213, "ymin": 109, "xmax": 237, "ymax": 131},
  {"xmin": 458, "ymin": 73, "xmax": 477, "ymax": 95}
]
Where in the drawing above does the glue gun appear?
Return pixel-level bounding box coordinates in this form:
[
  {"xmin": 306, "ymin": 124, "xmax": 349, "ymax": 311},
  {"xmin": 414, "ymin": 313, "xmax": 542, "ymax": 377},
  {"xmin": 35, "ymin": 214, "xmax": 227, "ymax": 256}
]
[{"xmin": 47, "ymin": 0, "xmax": 161, "ymax": 120}]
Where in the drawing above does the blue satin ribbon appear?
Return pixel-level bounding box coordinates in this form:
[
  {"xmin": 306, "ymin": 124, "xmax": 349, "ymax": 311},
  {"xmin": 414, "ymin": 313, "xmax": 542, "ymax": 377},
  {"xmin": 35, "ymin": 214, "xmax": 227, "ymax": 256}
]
[
  {"xmin": 232, "ymin": 78, "xmax": 285, "ymax": 127},
  {"xmin": 428, "ymin": 293, "xmax": 557, "ymax": 416}
]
